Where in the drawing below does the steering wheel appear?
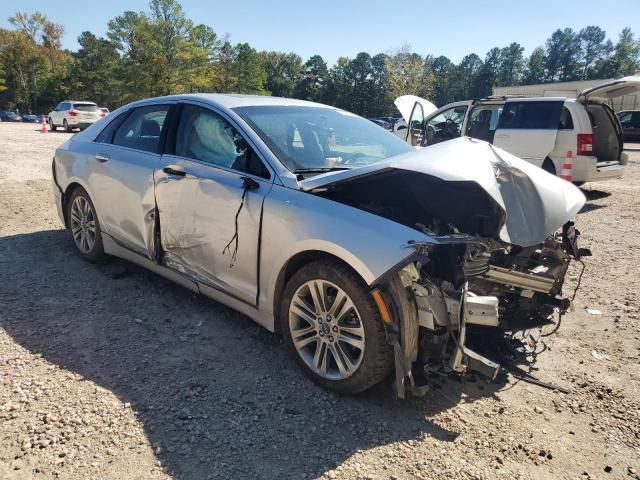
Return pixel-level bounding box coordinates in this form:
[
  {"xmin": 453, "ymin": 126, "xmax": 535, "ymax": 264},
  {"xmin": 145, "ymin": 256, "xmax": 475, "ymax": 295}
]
[{"xmin": 444, "ymin": 118, "xmax": 459, "ymax": 135}]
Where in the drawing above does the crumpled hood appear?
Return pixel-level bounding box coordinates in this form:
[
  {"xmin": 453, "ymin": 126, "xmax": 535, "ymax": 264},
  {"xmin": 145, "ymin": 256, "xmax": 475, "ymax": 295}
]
[{"xmin": 300, "ymin": 137, "xmax": 586, "ymax": 247}]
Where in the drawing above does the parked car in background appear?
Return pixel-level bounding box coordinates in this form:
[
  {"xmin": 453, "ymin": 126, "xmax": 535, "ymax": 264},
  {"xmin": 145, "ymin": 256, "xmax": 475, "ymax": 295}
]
[
  {"xmin": 617, "ymin": 110, "xmax": 640, "ymax": 141},
  {"xmin": 48, "ymin": 101, "xmax": 104, "ymax": 132},
  {"xmin": 52, "ymin": 94, "xmax": 588, "ymax": 397},
  {"xmin": 367, "ymin": 117, "xmax": 392, "ymax": 130},
  {"xmin": 398, "ymin": 76, "xmax": 640, "ymax": 184},
  {"xmin": 100, "ymin": 107, "xmax": 110, "ymax": 115},
  {"xmin": 0, "ymin": 111, "xmax": 22, "ymax": 122},
  {"xmin": 21, "ymin": 114, "xmax": 41, "ymax": 123}
]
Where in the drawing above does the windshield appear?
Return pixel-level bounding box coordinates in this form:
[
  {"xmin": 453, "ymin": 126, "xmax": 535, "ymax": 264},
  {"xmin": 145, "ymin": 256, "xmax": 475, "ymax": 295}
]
[{"xmin": 233, "ymin": 105, "xmax": 413, "ymax": 172}]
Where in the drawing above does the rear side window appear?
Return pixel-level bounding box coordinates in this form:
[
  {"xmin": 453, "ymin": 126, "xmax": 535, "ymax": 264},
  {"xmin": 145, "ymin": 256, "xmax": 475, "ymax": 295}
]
[
  {"xmin": 73, "ymin": 103, "xmax": 98, "ymax": 112},
  {"xmin": 112, "ymin": 105, "xmax": 170, "ymax": 153},
  {"xmin": 558, "ymin": 107, "xmax": 574, "ymax": 130},
  {"xmin": 498, "ymin": 101, "xmax": 563, "ymax": 130}
]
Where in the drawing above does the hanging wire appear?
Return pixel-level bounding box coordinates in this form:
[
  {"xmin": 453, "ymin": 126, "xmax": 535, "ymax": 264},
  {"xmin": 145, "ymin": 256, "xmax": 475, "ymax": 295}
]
[{"xmin": 222, "ymin": 184, "xmax": 250, "ymax": 268}]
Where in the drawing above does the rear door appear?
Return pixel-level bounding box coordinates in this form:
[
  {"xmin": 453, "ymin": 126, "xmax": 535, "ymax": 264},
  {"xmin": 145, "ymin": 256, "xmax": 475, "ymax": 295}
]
[
  {"xmin": 90, "ymin": 102, "xmax": 174, "ymax": 256},
  {"xmin": 155, "ymin": 102, "xmax": 273, "ymax": 306},
  {"xmin": 493, "ymin": 100, "xmax": 563, "ymax": 165}
]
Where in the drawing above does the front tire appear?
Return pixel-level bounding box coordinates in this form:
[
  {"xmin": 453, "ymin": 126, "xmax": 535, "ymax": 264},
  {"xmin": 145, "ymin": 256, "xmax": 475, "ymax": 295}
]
[
  {"xmin": 48, "ymin": 118, "xmax": 56, "ymax": 131},
  {"xmin": 280, "ymin": 260, "xmax": 393, "ymax": 394},
  {"xmin": 63, "ymin": 119, "xmax": 72, "ymax": 133},
  {"xmin": 67, "ymin": 188, "xmax": 105, "ymax": 262}
]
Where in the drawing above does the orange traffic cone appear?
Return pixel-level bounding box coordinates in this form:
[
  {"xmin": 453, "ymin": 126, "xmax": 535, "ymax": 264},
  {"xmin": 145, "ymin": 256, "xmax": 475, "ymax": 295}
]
[
  {"xmin": 40, "ymin": 115, "xmax": 47, "ymax": 134},
  {"xmin": 560, "ymin": 151, "xmax": 573, "ymax": 181}
]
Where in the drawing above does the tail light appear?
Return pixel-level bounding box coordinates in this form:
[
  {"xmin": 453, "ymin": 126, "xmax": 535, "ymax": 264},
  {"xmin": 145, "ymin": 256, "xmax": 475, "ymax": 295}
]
[
  {"xmin": 577, "ymin": 134, "xmax": 593, "ymax": 155},
  {"xmin": 69, "ymin": 110, "xmax": 79, "ymax": 117}
]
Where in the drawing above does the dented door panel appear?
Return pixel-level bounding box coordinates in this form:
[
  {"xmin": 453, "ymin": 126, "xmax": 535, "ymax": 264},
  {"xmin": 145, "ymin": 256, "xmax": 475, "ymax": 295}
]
[{"xmin": 155, "ymin": 155, "xmax": 272, "ymax": 306}]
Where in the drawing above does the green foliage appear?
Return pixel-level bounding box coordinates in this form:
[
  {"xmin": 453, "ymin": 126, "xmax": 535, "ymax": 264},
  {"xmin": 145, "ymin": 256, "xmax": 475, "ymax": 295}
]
[
  {"xmin": 593, "ymin": 28, "xmax": 640, "ymax": 79},
  {"xmin": 523, "ymin": 47, "xmax": 545, "ymax": 84},
  {"xmin": 261, "ymin": 51, "xmax": 304, "ymax": 97},
  {"xmin": 0, "ymin": 12, "xmax": 68, "ymax": 112},
  {"xmin": 1, "ymin": 1, "xmax": 640, "ymax": 117},
  {"xmin": 295, "ymin": 55, "xmax": 329, "ymax": 103}
]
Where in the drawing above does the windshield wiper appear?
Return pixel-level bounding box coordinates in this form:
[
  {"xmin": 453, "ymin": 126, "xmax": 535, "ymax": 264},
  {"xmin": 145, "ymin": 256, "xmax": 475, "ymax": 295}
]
[{"xmin": 293, "ymin": 167, "xmax": 351, "ymax": 174}]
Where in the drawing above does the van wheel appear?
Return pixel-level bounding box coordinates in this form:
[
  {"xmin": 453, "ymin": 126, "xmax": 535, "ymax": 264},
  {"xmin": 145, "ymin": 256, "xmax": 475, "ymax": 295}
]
[
  {"xmin": 542, "ymin": 159, "xmax": 556, "ymax": 176},
  {"xmin": 280, "ymin": 260, "xmax": 393, "ymax": 394}
]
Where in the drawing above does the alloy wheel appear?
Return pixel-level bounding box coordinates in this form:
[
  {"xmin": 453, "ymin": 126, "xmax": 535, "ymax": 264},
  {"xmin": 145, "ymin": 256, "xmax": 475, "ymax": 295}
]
[
  {"xmin": 288, "ymin": 279, "xmax": 365, "ymax": 380},
  {"xmin": 70, "ymin": 195, "xmax": 96, "ymax": 254}
]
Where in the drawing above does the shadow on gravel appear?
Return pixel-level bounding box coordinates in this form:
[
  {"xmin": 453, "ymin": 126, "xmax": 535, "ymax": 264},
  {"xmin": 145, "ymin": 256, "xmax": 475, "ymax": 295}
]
[
  {"xmin": 578, "ymin": 188, "xmax": 611, "ymax": 214},
  {"xmin": 0, "ymin": 230, "xmax": 506, "ymax": 480}
]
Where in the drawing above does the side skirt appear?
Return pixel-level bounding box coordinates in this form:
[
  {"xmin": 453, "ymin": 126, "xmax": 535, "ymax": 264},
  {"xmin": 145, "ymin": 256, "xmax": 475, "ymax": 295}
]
[{"xmin": 102, "ymin": 233, "xmax": 275, "ymax": 332}]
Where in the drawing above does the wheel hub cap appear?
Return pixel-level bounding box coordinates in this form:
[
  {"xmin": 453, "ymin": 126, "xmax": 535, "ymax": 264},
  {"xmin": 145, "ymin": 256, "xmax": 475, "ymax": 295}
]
[
  {"xmin": 289, "ymin": 279, "xmax": 365, "ymax": 380},
  {"xmin": 70, "ymin": 196, "xmax": 96, "ymax": 254}
]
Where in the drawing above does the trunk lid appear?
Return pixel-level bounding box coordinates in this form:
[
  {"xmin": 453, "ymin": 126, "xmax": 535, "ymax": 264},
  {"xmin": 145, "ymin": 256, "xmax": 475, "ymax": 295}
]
[
  {"xmin": 299, "ymin": 137, "xmax": 585, "ymax": 247},
  {"xmin": 578, "ymin": 75, "xmax": 640, "ymax": 103}
]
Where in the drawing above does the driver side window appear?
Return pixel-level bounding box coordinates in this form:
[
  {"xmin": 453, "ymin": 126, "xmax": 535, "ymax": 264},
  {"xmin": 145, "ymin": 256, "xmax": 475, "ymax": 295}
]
[
  {"xmin": 426, "ymin": 106, "xmax": 468, "ymax": 145},
  {"xmin": 176, "ymin": 105, "xmax": 269, "ymax": 178}
]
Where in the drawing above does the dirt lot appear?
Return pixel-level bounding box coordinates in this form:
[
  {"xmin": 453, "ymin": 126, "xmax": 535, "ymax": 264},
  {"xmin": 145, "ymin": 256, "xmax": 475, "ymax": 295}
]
[{"xmin": 0, "ymin": 122, "xmax": 639, "ymax": 480}]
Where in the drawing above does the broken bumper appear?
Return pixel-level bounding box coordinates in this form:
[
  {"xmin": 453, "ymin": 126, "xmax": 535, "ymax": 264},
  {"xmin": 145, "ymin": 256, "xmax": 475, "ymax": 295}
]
[{"xmin": 377, "ymin": 224, "xmax": 586, "ymax": 399}]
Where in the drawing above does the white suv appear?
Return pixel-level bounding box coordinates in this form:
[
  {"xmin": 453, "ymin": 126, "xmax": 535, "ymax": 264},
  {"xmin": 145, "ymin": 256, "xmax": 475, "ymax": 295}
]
[
  {"xmin": 48, "ymin": 101, "xmax": 104, "ymax": 132},
  {"xmin": 399, "ymin": 76, "xmax": 640, "ymax": 183}
]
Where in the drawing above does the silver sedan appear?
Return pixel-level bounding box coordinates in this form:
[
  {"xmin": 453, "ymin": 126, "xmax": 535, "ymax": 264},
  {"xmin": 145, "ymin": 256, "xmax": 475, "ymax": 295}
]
[{"xmin": 52, "ymin": 94, "xmax": 588, "ymax": 396}]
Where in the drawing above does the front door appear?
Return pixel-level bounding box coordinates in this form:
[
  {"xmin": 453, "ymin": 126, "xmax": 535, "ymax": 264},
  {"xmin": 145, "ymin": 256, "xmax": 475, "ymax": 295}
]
[
  {"xmin": 424, "ymin": 104, "xmax": 470, "ymax": 146},
  {"xmin": 155, "ymin": 102, "xmax": 273, "ymax": 306},
  {"xmin": 493, "ymin": 100, "xmax": 562, "ymax": 166}
]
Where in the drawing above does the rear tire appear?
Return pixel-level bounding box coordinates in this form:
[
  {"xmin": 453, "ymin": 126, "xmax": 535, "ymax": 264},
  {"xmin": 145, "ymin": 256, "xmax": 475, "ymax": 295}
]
[
  {"xmin": 542, "ymin": 158, "xmax": 556, "ymax": 176},
  {"xmin": 48, "ymin": 118, "xmax": 56, "ymax": 131},
  {"xmin": 280, "ymin": 260, "xmax": 393, "ymax": 394},
  {"xmin": 66, "ymin": 187, "xmax": 105, "ymax": 263}
]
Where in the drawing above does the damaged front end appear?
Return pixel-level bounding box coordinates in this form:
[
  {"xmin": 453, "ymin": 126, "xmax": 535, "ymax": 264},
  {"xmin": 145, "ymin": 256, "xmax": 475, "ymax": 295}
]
[
  {"xmin": 377, "ymin": 223, "xmax": 588, "ymax": 398},
  {"xmin": 302, "ymin": 138, "xmax": 590, "ymax": 397}
]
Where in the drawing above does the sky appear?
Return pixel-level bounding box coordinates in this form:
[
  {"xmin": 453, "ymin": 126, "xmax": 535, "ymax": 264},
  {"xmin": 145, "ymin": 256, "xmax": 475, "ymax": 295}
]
[{"xmin": 1, "ymin": 0, "xmax": 639, "ymax": 65}]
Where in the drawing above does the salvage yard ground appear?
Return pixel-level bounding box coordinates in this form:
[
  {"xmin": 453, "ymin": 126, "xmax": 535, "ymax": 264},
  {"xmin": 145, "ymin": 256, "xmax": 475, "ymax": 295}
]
[{"xmin": 0, "ymin": 122, "xmax": 639, "ymax": 480}]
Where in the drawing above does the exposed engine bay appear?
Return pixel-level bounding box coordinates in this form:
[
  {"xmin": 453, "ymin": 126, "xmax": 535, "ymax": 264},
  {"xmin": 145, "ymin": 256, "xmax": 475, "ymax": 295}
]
[
  {"xmin": 378, "ymin": 223, "xmax": 589, "ymax": 398},
  {"xmin": 311, "ymin": 148, "xmax": 590, "ymax": 398}
]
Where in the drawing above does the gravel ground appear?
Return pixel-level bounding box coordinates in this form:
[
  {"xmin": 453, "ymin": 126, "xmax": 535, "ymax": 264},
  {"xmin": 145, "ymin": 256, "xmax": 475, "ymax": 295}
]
[{"xmin": 0, "ymin": 122, "xmax": 639, "ymax": 480}]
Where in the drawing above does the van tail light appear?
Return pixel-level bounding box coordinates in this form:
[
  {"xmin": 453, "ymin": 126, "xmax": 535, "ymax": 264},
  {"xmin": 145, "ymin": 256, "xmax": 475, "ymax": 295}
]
[
  {"xmin": 577, "ymin": 134, "xmax": 593, "ymax": 155},
  {"xmin": 69, "ymin": 110, "xmax": 79, "ymax": 117}
]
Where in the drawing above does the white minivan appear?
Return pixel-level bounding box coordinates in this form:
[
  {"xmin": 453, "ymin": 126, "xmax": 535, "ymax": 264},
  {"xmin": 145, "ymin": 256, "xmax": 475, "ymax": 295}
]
[{"xmin": 397, "ymin": 76, "xmax": 640, "ymax": 183}]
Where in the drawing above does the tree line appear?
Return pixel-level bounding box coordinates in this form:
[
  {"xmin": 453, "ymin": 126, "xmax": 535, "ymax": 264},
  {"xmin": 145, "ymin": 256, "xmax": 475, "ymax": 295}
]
[{"xmin": 1, "ymin": 0, "xmax": 639, "ymax": 117}]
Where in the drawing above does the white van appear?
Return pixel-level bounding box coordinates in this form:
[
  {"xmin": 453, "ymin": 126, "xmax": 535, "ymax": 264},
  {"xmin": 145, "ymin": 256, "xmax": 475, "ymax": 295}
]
[{"xmin": 397, "ymin": 76, "xmax": 640, "ymax": 183}]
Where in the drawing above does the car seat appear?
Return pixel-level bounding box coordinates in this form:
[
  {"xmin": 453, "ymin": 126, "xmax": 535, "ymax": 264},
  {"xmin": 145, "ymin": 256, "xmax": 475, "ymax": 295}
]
[{"xmin": 468, "ymin": 110, "xmax": 492, "ymax": 142}]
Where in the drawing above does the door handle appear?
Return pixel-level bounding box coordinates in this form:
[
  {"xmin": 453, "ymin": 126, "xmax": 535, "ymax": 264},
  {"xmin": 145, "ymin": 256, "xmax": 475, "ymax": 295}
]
[
  {"xmin": 163, "ymin": 165, "xmax": 186, "ymax": 177},
  {"xmin": 241, "ymin": 176, "xmax": 260, "ymax": 190},
  {"xmin": 95, "ymin": 153, "xmax": 110, "ymax": 163}
]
